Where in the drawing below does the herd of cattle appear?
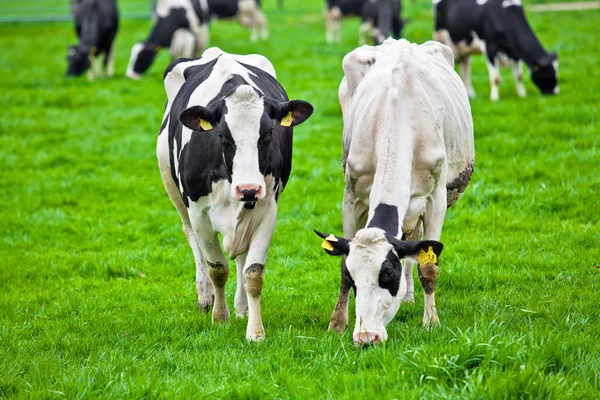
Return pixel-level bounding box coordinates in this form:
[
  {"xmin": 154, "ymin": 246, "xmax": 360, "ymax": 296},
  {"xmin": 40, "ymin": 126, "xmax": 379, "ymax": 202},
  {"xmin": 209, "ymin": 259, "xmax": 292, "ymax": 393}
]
[{"xmin": 66, "ymin": 0, "xmax": 558, "ymax": 345}]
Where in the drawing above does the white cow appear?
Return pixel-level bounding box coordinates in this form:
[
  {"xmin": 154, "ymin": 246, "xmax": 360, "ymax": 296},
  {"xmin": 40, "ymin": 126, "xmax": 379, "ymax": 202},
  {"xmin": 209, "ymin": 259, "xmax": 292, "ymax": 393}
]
[{"xmin": 316, "ymin": 38, "xmax": 474, "ymax": 346}]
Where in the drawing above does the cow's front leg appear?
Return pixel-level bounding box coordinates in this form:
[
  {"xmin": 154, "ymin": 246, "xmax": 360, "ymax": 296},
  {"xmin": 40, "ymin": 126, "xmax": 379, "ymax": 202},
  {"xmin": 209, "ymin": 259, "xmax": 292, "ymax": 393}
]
[
  {"xmin": 243, "ymin": 204, "xmax": 277, "ymax": 341},
  {"xmin": 403, "ymin": 223, "xmax": 423, "ymax": 303},
  {"xmin": 459, "ymin": 57, "xmax": 476, "ymax": 99},
  {"xmin": 106, "ymin": 42, "xmax": 116, "ymax": 77},
  {"xmin": 329, "ymin": 184, "xmax": 364, "ymax": 333},
  {"xmin": 190, "ymin": 211, "xmax": 230, "ymax": 323},
  {"xmin": 329, "ymin": 257, "xmax": 352, "ymax": 333},
  {"xmin": 421, "ymin": 183, "xmax": 447, "ymax": 327}
]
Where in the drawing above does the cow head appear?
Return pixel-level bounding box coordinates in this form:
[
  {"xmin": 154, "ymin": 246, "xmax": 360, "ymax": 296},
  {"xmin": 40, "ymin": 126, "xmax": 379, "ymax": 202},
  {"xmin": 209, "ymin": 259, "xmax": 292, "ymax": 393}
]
[
  {"xmin": 179, "ymin": 85, "xmax": 313, "ymax": 206},
  {"xmin": 126, "ymin": 42, "xmax": 160, "ymax": 80},
  {"xmin": 66, "ymin": 45, "xmax": 91, "ymax": 76},
  {"xmin": 315, "ymin": 228, "xmax": 443, "ymax": 346},
  {"xmin": 531, "ymin": 51, "xmax": 559, "ymax": 95}
]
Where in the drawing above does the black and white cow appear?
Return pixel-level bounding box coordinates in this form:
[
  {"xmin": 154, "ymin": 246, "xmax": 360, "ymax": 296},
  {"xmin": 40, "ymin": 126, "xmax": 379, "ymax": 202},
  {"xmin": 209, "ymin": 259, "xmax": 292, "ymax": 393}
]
[
  {"xmin": 316, "ymin": 39, "xmax": 474, "ymax": 346},
  {"xmin": 157, "ymin": 48, "xmax": 313, "ymax": 341},
  {"xmin": 208, "ymin": 0, "xmax": 268, "ymax": 42},
  {"xmin": 126, "ymin": 0, "xmax": 209, "ymax": 80},
  {"xmin": 67, "ymin": 0, "xmax": 119, "ymax": 79},
  {"xmin": 325, "ymin": 0, "xmax": 404, "ymax": 45},
  {"xmin": 434, "ymin": 0, "xmax": 559, "ymax": 100}
]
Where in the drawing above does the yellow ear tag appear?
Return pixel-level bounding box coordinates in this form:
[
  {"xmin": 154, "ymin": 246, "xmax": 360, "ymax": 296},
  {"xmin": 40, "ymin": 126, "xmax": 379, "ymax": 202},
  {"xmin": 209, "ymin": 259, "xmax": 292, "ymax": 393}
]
[
  {"xmin": 418, "ymin": 246, "xmax": 437, "ymax": 266},
  {"xmin": 280, "ymin": 112, "xmax": 293, "ymax": 127},
  {"xmin": 321, "ymin": 240, "xmax": 334, "ymax": 251},
  {"xmin": 90, "ymin": 46, "xmax": 98, "ymax": 55},
  {"xmin": 427, "ymin": 246, "xmax": 437, "ymax": 264},
  {"xmin": 326, "ymin": 234, "xmax": 338, "ymax": 242},
  {"xmin": 199, "ymin": 119, "xmax": 213, "ymax": 130}
]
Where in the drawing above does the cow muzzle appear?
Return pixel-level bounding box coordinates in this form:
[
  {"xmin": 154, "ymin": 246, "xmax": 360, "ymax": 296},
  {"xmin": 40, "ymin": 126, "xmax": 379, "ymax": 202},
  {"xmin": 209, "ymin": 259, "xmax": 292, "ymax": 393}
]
[
  {"xmin": 235, "ymin": 184, "xmax": 263, "ymax": 208},
  {"xmin": 353, "ymin": 331, "xmax": 383, "ymax": 347}
]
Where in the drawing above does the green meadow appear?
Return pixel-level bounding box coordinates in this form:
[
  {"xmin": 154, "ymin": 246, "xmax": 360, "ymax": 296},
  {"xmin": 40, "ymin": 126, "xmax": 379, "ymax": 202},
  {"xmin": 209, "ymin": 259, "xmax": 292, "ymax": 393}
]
[{"xmin": 1, "ymin": 0, "xmax": 599, "ymax": 398}]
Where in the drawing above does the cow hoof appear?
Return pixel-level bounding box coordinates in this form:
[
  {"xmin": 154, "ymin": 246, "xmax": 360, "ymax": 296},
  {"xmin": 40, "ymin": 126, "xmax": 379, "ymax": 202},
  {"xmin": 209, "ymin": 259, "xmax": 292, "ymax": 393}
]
[
  {"xmin": 197, "ymin": 295, "xmax": 214, "ymax": 313},
  {"xmin": 328, "ymin": 319, "xmax": 347, "ymax": 334},
  {"xmin": 423, "ymin": 315, "xmax": 440, "ymax": 328},
  {"xmin": 212, "ymin": 306, "xmax": 230, "ymax": 323},
  {"xmin": 246, "ymin": 329, "xmax": 265, "ymax": 342},
  {"xmin": 403, "ymin": 294, "xmax": 415, "ymax": 303}
]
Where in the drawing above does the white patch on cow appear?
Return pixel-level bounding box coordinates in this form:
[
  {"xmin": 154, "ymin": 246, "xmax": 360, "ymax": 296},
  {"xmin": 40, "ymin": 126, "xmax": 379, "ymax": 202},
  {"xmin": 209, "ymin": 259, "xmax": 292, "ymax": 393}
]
[
  {"xmin": 125, "ymin": 42, "xmax": 143, "ymax": 80},
  {"xmin": 432, "ymin": 0, "xmax": 443, "ymax": 5},
  {"xmin": 502, "ymin": 0, "xmax": 522, "ymax": 7},
  {"xmin": 345, "ymin": 229, "xmax": 405, "ymax": 343},
  {"xmin": 476, "ymin": 0, "xmax": 488, "ymax": 5},
  {"xmin": 170, "ymin": 29, "xmax": 196, "ymax": 59},
  {"xmin": 224, "ymin": 85, "xmax": 266, "ymax": 200}
]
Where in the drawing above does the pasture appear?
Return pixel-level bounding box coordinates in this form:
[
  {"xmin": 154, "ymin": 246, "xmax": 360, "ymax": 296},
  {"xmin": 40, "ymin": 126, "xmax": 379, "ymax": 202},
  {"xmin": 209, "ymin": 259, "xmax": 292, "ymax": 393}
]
[{"xmin": 1, "ymin": 0, "xmax": 599, "ymax": 397}]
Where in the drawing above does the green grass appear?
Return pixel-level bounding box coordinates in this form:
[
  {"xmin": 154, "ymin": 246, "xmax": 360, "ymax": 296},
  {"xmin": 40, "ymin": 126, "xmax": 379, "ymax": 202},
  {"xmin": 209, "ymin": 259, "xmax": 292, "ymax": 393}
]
[{"xmin": 1, "ymin": 0, "xmax": 600, "ymax": 398}]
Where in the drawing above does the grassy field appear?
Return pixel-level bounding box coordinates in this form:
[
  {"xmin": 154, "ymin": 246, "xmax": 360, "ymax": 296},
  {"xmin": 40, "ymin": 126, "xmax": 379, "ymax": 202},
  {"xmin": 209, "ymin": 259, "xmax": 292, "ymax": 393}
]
[{"xmin": 1, "ymin": 0, "xmax": 599, "ymax": 398}]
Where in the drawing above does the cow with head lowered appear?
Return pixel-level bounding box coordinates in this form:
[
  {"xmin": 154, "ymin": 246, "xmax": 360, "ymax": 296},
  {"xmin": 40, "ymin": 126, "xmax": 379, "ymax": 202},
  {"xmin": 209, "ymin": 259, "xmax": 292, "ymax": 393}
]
[
  {"xmin": 67, "ymin": 0, "xmax": 119, "ymax": 79},
  {"xmin": 157, "ymin": 48, "xmax": 313, "ymax": 341},
  {"xmin": 316, "ymin": 39, "xmax": 474, "ymax": 346},
  {"xmin": 126, "ymin": 0, "xmax": 209, "ymax": 80},
  {"xmin": 434, "ymin": 0, "xmax": 559, "ymax": 100},
  {"xmin": 325, "ymin": 0, "xmax": 405, "ymax": 45}
]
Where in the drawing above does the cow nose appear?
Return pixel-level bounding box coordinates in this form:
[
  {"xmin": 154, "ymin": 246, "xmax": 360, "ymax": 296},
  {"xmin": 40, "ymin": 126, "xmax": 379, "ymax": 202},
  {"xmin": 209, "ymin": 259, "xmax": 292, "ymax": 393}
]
[
  {"xmin": 353, "ymin": 332, "xmax": 382, "ymax": 347},
  {"xmin": 236, "ymin": 184, "xmax": 262, "ymax": 201}
]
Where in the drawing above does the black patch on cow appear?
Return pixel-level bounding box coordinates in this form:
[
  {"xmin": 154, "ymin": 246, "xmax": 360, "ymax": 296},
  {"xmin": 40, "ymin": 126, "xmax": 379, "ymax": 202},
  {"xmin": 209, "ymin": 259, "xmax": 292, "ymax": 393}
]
[
  {"xmin": 190, "ymin": 0, "xmax": 210, "ymax": 24},
  {"xmin": 164, "ymin": 57, "xmax": 194, "ymax": 79},
  {"xmin": 378, "ymin": 250, "xmax": 402, "ymax": 296},
  {"xmin": 367, "ymin": 203, "xmax": 399, "ymax": 237},
  {"xmin": 133, "ymin": 7, "xmax": 191, "ymax": 75},
  {"xmin": 245, "ymin": 263, "xmax": 265, "ymax": 274},
  {"xmin": 207, "ymin": 261, "xmax": 225, "ymax": 269},
  {"xmin": 207, "ymin": 0, "xmax": 239, "ymax": 18},
  {"xmin": 342, "ymin": 260, "xmax": 357, "ymax": 296}
]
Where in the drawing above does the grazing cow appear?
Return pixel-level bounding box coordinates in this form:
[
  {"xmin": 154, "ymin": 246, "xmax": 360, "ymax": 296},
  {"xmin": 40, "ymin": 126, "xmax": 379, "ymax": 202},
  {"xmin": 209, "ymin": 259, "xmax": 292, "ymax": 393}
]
[
  {"xmin": 157, "ymin": 47, "xmax": 313, "ymax": 341},
  {"xmin": 433, "ymin": 0, "xmax": 559, "ymax": 100},
  {"xmin": 316, "ymin": 38, "xmax": 474, "ymax": 346},
  {"xmin": 67, "ymin": 0, "xmax": 119, "ymax": 79},
  {"xmin": 207, "ymin": 0, "xmax": 269, "ymax": 42},
  {"xmin": 325, "ymin": 0, "xmax": 404, "ymax": 45},
  {"xmin": 126, "ymin": 0, "xmax": 209, "ymax": 80}
]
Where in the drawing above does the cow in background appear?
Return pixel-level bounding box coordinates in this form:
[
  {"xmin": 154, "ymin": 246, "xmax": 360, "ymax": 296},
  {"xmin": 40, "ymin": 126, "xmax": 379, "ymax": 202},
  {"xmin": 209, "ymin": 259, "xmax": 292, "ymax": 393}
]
[
  {"xmin": 316, "ymin": 39, "xmax": 474, "ymax": 346},
  {"xmin": 325, "ymin": 0, "xmax": 405, "ymax": 45},
  {"xmin": 126, "ymin": 0, "xmax": 209, "ymax": 80},
  {"xmin": 67, "ymin": 0, "xmax": 119, "ymax": 79},
  {"xmin": 434, "ymin": 0, "xmax": 559, "ymax": 100},
  {"xmin": 157, "ymin": 48, "xmax": 313, "ymax": 341},
  {"xmin": 207, "ymin": 0, "xmax": 268, "ymax": 42}
]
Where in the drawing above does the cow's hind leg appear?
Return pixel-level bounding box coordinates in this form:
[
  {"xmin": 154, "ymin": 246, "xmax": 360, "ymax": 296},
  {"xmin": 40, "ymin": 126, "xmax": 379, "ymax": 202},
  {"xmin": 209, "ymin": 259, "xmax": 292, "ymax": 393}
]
[
  {"xmin": 511, "ymin": 59, "xmax": 526, "ymax": 98},
  {"xmin": 234, "ymin": 252, "xmax": 248, "ymax": 317},
  {"xmin": 420, "ymin": 182, "xmax": 447, "ymax": 327},
  {"xmin": 157, "ymin": 132, "xmax": 215, "ymax": 312}
]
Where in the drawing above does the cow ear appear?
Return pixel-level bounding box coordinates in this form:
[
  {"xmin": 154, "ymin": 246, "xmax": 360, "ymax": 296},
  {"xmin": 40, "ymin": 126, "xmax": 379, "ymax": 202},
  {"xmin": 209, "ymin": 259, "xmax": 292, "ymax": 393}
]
[
  {"xmin": 314, "ymin": 229, "xmax": 350, "ymax": 256},
  {"xmin": 179, "ymin": 105, "xmax": 218, "ymax": 132},
  {"xmin": 389, "ymin": 238, "xmax": 443, "ymax": 265},
  {"xmin": 269, "ymin": 100, "xmax": 314, "ymax": 127}
]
